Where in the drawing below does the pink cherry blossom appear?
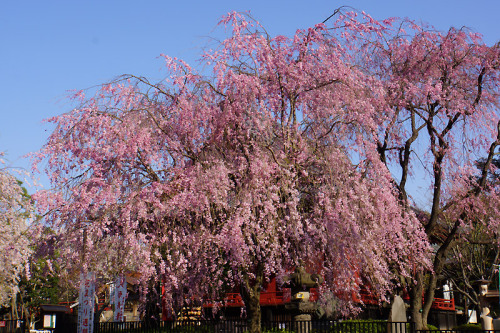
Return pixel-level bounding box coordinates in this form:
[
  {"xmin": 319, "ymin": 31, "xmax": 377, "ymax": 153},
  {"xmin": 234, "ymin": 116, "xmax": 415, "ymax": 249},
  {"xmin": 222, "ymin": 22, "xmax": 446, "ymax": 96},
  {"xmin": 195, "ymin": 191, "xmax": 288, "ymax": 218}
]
[
  {"xmin": 32, "ymin": 9, "xmax": 500, "ymax": 332},
  {"xmin": 0, "ymin": 153, "xmax": 33, "ymax": 306}
]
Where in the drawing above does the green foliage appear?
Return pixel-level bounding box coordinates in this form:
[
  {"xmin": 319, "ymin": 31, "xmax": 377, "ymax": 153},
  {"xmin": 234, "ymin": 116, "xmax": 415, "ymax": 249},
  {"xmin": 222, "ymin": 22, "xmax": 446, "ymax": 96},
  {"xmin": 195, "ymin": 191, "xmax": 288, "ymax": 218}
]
[
  {"xmin": 327, "ymin": 319, "xmax": 412, "ymax": 333},
  {"xmin": 426, "ymin": 324, "xmax": 438, "ymax": 330},
  {"xmin": 453, "ymin": 323, "xmax": 482, "ymax": 331},
  {"xmin": 263, "ymin": 329, "xmax": 292, "ymax": 333},
  {"xmin": 116, "ymin": 325, "xmax": 215, "ymax": 333},
  {"xmin": 172, "ymin": 326, "xmax": 213, "ymax": 333},
  {"xmin": 330, "ymin": 319, "xmax": 384, "ymax": 333},
  {"xmin": 158, "ymin": 324, "xmax": 214, "ymax": 333},
  {"xmin": 19, "ymin": 255, "xmax": 61, "ymax": 309}
]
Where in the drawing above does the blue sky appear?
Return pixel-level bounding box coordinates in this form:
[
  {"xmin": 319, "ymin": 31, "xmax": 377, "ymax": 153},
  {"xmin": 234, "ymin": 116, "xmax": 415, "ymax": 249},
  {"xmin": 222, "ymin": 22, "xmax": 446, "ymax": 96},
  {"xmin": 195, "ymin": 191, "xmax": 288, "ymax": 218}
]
[{"xmin": 1, "ymin": 0, "xmax": 499, "ymax": 202}]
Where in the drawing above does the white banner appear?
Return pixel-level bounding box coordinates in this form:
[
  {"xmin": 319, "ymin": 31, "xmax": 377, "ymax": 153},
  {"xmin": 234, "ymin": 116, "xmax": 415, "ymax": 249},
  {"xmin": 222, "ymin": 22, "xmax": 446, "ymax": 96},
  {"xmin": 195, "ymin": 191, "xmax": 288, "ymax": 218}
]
[
  {"xmin": 77, "ymin": 272, "xmax": 95, "ymax": 333},
  {"xmin": 113, "ymin": 275, "xmax": 127, "ymax": 322},
  {"xmin": 109, "ymin": 282, "xmax": 115, "ymax": 305}
]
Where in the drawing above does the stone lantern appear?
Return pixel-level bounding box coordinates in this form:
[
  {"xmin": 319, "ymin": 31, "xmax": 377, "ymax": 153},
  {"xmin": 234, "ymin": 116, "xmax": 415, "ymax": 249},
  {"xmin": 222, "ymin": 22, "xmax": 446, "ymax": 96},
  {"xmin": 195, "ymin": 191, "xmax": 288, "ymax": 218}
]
[
  {"xmin": 284, "ymin": 267, "xmax": 323, "ymax": 333},
  {"xmin": 475, "ymin": 279, "xmax": 493, "ymax": 330}
]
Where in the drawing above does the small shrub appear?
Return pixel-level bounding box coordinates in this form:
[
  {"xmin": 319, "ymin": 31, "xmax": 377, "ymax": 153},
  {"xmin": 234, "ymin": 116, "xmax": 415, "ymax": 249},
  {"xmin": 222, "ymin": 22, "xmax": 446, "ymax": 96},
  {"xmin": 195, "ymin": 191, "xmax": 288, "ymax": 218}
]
[
  {"xmin": 330, "ymin": 319, "xmax": 388, "ymax": 333},
  {"xmin": 453, "ymin": 323, "xmax": 482, "ymax": 331},
  {"xmin": 263, "ymin": 329, "xmax": 292, "ymax": 333}
]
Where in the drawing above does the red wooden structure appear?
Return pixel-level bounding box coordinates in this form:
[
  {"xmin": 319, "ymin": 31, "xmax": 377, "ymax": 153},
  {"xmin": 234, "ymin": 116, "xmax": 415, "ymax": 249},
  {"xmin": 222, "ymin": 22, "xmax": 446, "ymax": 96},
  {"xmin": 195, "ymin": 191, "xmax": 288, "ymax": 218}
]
[{"xmin": 163, "ymin": 276, "xmax": 456, "ymax": 319}]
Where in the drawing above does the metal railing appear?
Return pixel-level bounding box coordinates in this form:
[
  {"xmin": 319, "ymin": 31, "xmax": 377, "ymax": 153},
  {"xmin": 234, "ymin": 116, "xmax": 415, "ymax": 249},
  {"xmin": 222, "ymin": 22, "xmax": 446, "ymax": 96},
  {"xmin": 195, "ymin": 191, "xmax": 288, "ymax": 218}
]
[
  {"xmin": 92, "ymin": 320, "xmax": 416, "ymax": 333},
  {"xmin": 16, "ymin": 319, "xmax": 500, "ymax": 333}
]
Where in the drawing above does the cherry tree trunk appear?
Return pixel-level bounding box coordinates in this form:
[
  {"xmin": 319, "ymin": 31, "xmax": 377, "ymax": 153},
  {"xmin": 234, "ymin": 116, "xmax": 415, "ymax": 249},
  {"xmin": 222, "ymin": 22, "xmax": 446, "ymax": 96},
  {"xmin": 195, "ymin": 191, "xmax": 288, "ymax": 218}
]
[
  {"xmin": 241, "ymin": 272, "xmax": 263, "ymax": 333},
  {"xmin": 410, "ymin": 272, "xmax": 426, "ymax": 330},
  {"xmin": 245, "ymin": 288, "xmax": 261, "ymax": 333}
]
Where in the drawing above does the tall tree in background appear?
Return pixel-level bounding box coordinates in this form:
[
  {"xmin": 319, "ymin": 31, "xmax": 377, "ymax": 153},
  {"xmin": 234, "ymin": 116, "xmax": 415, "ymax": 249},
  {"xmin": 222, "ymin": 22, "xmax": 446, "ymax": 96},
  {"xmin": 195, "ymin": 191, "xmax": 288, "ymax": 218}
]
[
  {"xmin": 18, "ymin": 227, "xmax": 80, "ymax": 329},
  {"xmin": 369, "ymin": 18, "xmax": 500, "ymax": 328},
  {"xmin": 444, "ymin": 230, "xmax": 499, "ymax": 317},
  {"xmin": 442, "ymin": 157, "xmax": 500, "ymax": 318},
  {"xmin": 33, "ymin": 11, "xmax": 433, "ymax": 332},
  {"xmin": 0, "ymin": 152, "xmax": 32, "ymax": 317}
]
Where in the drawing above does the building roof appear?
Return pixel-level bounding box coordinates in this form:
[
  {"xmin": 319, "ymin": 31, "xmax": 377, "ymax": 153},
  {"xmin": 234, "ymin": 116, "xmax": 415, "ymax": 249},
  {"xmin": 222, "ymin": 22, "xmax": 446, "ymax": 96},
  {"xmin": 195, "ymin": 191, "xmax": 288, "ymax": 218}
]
[{"xmin": 40, "ymin": 304, "xmax": 71, "ymax": 313}]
